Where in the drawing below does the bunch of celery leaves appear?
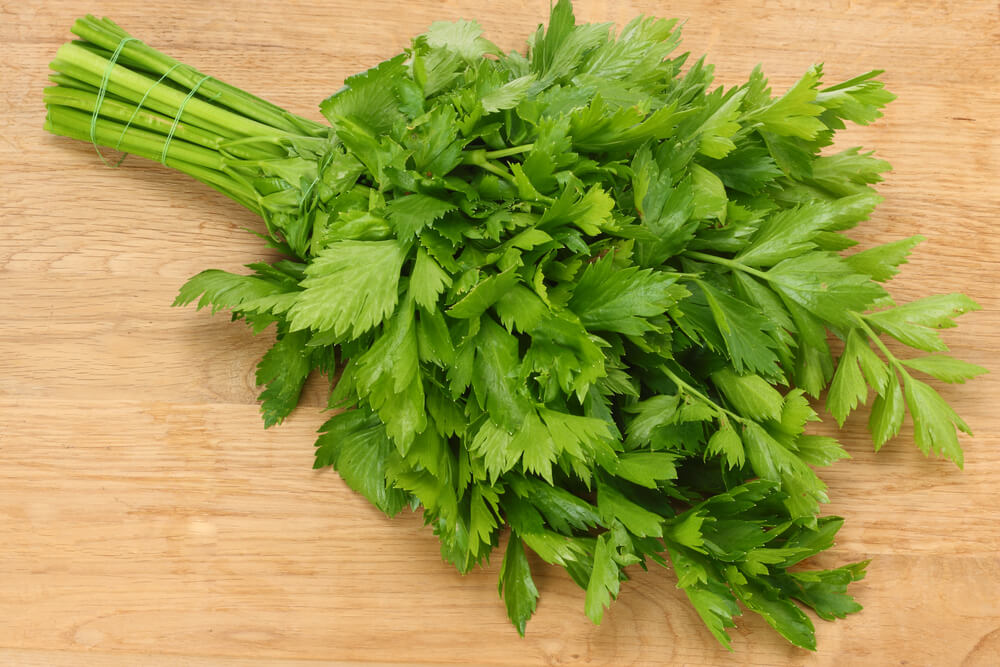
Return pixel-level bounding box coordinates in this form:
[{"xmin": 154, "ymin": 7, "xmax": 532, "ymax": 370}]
[{"xmin": 44, "ymin": 0, "xmax": 984, "ymax": 650}]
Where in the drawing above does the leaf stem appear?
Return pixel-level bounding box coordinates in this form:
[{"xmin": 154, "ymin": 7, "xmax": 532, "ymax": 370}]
[
  {"xmin": 850, "ymin": 312, "xmax": 906, "ymax": 374},
  {"xmin": 660, "ymin": 365, "xmax": 745, "ymax": 424},
  {"xmin": 463, "ymin": 149, "xmax": 516, "ymax": 184},
  {"xmin": 484, "ymin": 144, "xmax": 534, "ymax": 159},
  {"xmin": 683, "ymin": 251, "xmax": 771, "ymax": 282}
]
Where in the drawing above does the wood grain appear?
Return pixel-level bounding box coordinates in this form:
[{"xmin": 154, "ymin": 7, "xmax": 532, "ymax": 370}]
[{"xmin": 2, "ymin": 0, "xmax": 998, "ymax": 664}]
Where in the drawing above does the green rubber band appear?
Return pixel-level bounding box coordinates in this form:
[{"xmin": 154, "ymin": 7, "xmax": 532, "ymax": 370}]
[
  {"xmin": 90, "ymin": 36, "xmax": 138, "ymax": 166},
  {"xmin": 161, "ymin": 74, "xmax": 211, "ymax": 166},
  {"xmin": 110, "ymin": 63, "xmax": 182, "ymax": 166}
]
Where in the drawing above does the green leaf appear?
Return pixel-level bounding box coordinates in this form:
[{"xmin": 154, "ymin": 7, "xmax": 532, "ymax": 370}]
[
  {"xmin": 410, "ymin": 247, "xmax": 453, "ymax": 310},
  {"xmin": 448, "ymin": 268, "xmax": 520, "ymax": 320},
  {"xmin": 471, "ymin": 317, "xmax": 533, "ymax": 430},
  {"xmin": 903, "ymin": 374, "xmax": 971, "ymax": 467},
  {"xmin": 774, "ymin": 389, "xmax": 819, "ymax": 440},
  {"xmin": 630, "ymin": 144, "xmax": 662, "ymax": 222},
  {"xmin": 900, "ymin": 355, "xmax": 988, "ymax": 384},
  {"xmin": 570, "ymin": 254, "xmax": 684, "ymax": 335},
  {"xmin": 333, "ymin": 117, "xmax": 408, "ymax": 186},
  {"xmin": 314, "ymin": 409, "xmax": 407, "ymax": 516},
  {"xmin": 706, "ymin": 420, "xmax": 745, "ymax": 468},
  {"xmin": 352, "ymin": 302, "xmax": 427, "ymax": 449},
  {"xmin": 515, "ymin": 412, "xmax": 560, "ymax": 484},
  {"xmin": 665, "ymin": 545, "xmax": 741, "ymax": 650},
  {"xmin": 386, "ymin": 194, "xmax": 456, "ymax": 240},
  {"xmin": 521, "ymin": 116, "xmax": 573, "ymax": 193},
  {"xmin": 827, "ymin": 329, "xmax": 869, "ymax": 425},
  {"xmin": 690, "ymin": 163, "xmax": 727, "ymax": 221},
  {"xmin": 613, "ymin": 452, "xmax": 678, "ymax": 488},
  {"xmin": 585, "ymin": 532, "xmax": 622, "ymax": 623},
  {"xmin": 530, "ymin": 0, "xmax": 607, "ymax": 84},
  {"xmin": 624, "ymin": 394, "xmax": 680, "ymax": 448},
  {"xmin": 405, "ymin": 105, "xmax": 466, "ymax": 177},
  {"xmin": 846, "ymin": 236, "xmax": 924, "ymax": 282},
  {"xmin": 468, "ymin": 484, "xmax": 501, "ymax": 559},
  {"xmin": 667, "ymin": 511, "xmax": 706, "ymax": 551},
  {"xmin": 746, "ymin": 65, "xmax": 826, "ymax": 140},
  {"xmin": 731, "ymin": 272, "xmax": 797, "ymax": 367},
  {"xmin": 482, "ymin": 74, "xmax": 539, "ymax": 113},
  {"xmin": 416, "ymin": 306, "xmax": 455, "ymax": 366},
  {"xmin": 581, "ymin": 15, "xmax": 680, "ymax": 83},
  {"xmin": 174, "ymin": 269, "xmax": 290, "ymax": 314},
  {"xmin": 761, "ymin": 131, "xmax": 814, "ymax": 179},
  {"xmin": 538, "ymin": 184, "xmax": 615, "ymax": 235},
  {"xmin": 696, "ymin": 88, "xmax": 746, "ymax": 159},
  {"xmin": 569, "ymin": 97, "xmax": 680, "ymax": 152},
  {"xmin": 779, "ymin": 516, "xmax": 846, "ymax": 566},
  {"xmin": 597, "ymin": 477, "xmax": 664, "ymax": 537},
  {"xmin": 478, "ymin": 394, "xmax": 608, "ymax": 485},
  {"xmin": 319, "ymin": 54, "xmax": 408, "ymax": 133},
  {"xmin": 508, "ymin": 476, "xmax": 601, "ymax": 534},
  {"xmin": 710, "ymin": 368, "xmax": 784, "ymax": 422},
  {"xmin": 495, "ymin": 285, "xmax": 550, "ymax": 333},
  {"xmin": 854, "ymin": 333, "xmax": 892, "ymax": 394},
  {"xmin": 426, "ymin": 19, "xmax": 500, "ymax": 61},
  {"xmin": 520, "ymin": 530, "xmax": 591, "ymax": 572},
  {"xmin": 869, "ymin": 379, "xmax": 904, "ymax": 450},
  {"xmin": 470, "ymin": 420, "xmax": 523, "ymax": 482},
  {"xmin": 866, "ymin": 294, "xmax": 981, "ymax": 352},
  {"xmin": 289, "ymin": 240, "xmax": 409, "ymax": 338},
  {"xmin": 499, "ymin": 533, "xmax": 539, "ymax": 636},
  {"xmin": 539, "ymin": 408, "xmax": 616, "ymax": 473},
  {"xmin": 742, "ymin": 422, "xmax": 827, "ymax": 519},
  {"xmin": 787, "ymin": 561, "xmax": 868, "ymax": 621},
  {"xmin": 818, "ymin": 69, "xmax": 895, "ymax": 126},
  {"xmin": 323, "ymin": 211, "xmax": 392, "ymax": 244},
  {"xmin": 704, "ymin": 144, "xmax": 782, "ymax": 195},
  {"xmin": 730, "ymin": 576, "xmax": 817, "ymax": 650},
  {"xmin": 256, "ymin": 330, "xmax": 312, "ymax": 427},
  {"xmin": 736, "ymin": 194, "xmax": 878, "ymax": 268},
  {"xmin": 632, "ymin": 150, "xmax": 697, "ymax": 266},
  {"xmin": 783, "ymin": 297, "xmax": 835, "ymax": 397},
  {"xmin": 697, "ymin": 280, "xmax": 781, "ymax": 378},
  {"xmin": 808, "ymin": 148, "xmax": 891, "ymax": 198},
  {"xmin": 767, "ymin": 252, "xmax": 886, "ymax": 330},
  {"xmin": 795, "ymin": 435, "xmax": 850, "ymax": 467},
  {"xmin": 523, "ymin": 317, "xmax": 607, "ymax": 401}
]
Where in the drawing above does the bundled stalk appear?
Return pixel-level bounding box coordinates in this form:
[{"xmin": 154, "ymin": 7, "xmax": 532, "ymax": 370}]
[
  {"xmin": 45, "ymin": 15, "xmax": 329, "ymax": 239},
  {"xmin": 44, "ymin": 1, "xmax": 984, "ymax": 651}
]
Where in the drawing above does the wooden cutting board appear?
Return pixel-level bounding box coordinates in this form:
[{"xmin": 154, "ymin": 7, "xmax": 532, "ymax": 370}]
[{"xmin": 2, "ymin": 1, "xmax": 998, "ymax": 664}]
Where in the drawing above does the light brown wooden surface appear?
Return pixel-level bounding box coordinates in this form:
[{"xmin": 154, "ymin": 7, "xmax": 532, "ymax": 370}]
[{"xmin": 2, "ymin": 1, "xmax": 998, "ymax": 664}]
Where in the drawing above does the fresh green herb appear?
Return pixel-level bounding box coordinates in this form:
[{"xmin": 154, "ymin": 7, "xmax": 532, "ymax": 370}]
[{"xmin": 44, "ymin": 1, "xmax": 985, "ymax": 650}]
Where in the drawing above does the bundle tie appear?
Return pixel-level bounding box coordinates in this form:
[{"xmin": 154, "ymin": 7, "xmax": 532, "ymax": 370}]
[
  {"xmin": 161, "ymin": 74, "xmax": 212, "ymax": 166},
  {"xmin": 110, "ymin": 63, "xmax": 183, "ymax": 165},
  {"xmin": 90, "ymin": 36, "xmax": 138, "ymax": 166}
]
